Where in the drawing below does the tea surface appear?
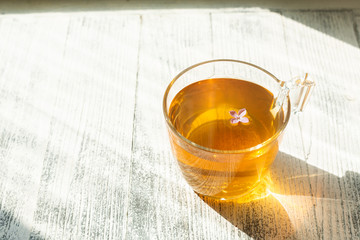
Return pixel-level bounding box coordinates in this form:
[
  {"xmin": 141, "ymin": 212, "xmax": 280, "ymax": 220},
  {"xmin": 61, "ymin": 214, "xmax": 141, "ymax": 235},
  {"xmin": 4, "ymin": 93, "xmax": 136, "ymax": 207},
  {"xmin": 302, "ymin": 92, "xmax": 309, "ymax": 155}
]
[{"xmin": 169, "ymin": 78, "xmax": 281, "ymax": 150}]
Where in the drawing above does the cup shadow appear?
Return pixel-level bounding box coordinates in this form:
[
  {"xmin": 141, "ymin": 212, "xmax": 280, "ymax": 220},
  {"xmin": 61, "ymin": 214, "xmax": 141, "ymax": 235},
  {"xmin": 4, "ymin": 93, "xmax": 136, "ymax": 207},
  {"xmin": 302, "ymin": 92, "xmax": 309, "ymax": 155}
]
[{"xmin": 199, "ymin": 151, "xmax": 360, "ymax": 239}]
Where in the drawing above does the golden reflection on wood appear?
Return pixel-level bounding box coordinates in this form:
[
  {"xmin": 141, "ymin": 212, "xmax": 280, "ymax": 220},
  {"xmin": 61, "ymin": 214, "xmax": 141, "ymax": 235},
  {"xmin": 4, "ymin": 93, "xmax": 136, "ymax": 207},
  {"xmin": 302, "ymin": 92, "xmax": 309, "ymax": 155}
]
[
  {"xmin": 199, "ymin": 192, "xmax": 296, "ymax": 239},
  {"xmin": 199, "ymin": 151, "xmax": 360, "ymax": 239}
]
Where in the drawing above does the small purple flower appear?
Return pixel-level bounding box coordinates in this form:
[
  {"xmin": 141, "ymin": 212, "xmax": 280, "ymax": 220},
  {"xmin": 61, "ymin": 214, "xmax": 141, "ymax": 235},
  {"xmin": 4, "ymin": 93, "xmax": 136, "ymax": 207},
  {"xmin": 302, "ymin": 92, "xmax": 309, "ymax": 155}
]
[{"xmin": 229, "ymin": 108, "xmax": 249, "ymax": 124}]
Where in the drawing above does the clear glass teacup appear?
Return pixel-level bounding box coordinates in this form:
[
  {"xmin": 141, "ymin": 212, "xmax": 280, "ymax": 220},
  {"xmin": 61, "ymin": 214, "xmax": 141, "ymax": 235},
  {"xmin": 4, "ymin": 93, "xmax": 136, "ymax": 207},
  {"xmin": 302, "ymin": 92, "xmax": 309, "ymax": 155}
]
[{"xmin": 163, "ymin": 59, "xmax": 314, "ymax": 201}]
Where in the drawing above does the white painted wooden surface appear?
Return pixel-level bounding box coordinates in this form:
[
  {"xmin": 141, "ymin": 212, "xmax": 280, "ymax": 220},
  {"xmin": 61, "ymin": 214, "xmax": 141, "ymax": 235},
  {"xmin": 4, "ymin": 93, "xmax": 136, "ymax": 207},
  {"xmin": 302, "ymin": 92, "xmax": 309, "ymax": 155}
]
[{"xmin": 0, "ymin": 7, "xmax": 360, "ymax": 240}]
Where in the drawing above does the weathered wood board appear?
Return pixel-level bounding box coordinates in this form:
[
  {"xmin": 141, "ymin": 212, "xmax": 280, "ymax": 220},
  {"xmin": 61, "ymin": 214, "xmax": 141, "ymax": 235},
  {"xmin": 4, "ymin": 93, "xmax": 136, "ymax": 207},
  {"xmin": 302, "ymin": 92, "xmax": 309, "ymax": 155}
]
[{"xmin": 0, "ymin": 8, "xmax": 359, "ymax": 240}]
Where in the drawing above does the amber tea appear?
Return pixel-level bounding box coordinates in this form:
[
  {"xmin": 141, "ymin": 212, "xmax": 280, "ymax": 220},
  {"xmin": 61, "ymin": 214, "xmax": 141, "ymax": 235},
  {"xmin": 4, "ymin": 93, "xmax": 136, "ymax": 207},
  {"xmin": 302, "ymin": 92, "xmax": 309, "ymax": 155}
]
[
  {"xmin": 164, "ymin": 59, "xmax": 314, "ymax": 201},
  {"xmin": 168, "ymin": 78, "xmax": 284, "ymax": 199}
]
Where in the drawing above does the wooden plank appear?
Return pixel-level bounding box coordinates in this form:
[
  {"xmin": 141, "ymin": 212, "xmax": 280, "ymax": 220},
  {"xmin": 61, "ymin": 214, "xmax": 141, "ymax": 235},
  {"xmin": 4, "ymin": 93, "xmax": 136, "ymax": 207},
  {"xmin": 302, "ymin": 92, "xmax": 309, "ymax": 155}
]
[
  {"xmin": 210, "ymin": 11, "xmax": 307, "ymax": 239},
  {"xmin": 0, "ymin": 13, "xmax": 141, "ymax": 239},
  {"xmin": 1, "ymin": 9, "xmax": 359, "ymax": 240},
  {"xmin": 280, "ymin": 10, "xmax": 360, "ymax": 239},
  {"xmin": 125, "ymin": 12, "xmax": 254, "ymax": 240},
  {"xmin": 0, "ymin": 15, "xmax": 70, "ymax": 240},
  {"xmin": 31, "ymin": 14, "xmax": 141, "ymax": 240}
]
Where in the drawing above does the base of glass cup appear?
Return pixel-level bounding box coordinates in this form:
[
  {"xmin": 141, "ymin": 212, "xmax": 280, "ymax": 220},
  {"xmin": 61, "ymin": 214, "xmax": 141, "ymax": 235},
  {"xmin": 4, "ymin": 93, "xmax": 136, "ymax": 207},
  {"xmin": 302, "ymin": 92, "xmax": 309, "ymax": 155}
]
[{"xmin": 195, "ymin": 175, "xmax": 272, "ymax": 203}]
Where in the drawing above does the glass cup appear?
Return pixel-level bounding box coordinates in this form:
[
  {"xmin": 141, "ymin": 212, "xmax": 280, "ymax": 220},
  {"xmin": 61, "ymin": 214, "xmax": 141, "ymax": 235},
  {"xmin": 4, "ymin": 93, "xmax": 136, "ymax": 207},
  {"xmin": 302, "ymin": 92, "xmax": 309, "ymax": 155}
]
[{"xmin": 163, "ymin": 59, "xmax": 314, "ymax": 201}]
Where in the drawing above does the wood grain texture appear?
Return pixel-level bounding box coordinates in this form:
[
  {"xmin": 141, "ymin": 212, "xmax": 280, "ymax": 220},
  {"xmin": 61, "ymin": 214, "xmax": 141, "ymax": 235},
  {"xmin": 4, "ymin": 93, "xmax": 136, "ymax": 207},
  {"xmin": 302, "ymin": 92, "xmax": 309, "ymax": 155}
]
[
  {"xmin": 33, "ymin": 15, "xmax": 141, "ymax": 240},
  {"xmin": 0, "ymin": 13, "xmax": 141, "ymax": 239},
  {"xmin": 125, "ymin": 13, "xmax": 252, "ymax": 240},
  {"xmin": 0, "ymin": 15, "xmax": 70, "ymax": 239},
  {"xmin": 0, "ymin": 8, "xmax": 359, "ymax": 240},
  {"xmin": 209, "ymin": 11, "xmax": 302, "ymax": 240},
  {"xmin": 280, "ymin": 10, "xmax": 360, "ymax": 239}
]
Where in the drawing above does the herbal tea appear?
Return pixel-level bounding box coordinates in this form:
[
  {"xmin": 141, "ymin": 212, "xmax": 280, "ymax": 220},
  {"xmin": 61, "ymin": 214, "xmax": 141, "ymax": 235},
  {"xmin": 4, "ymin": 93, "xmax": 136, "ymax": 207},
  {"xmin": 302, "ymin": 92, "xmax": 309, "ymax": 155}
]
[{"xmin": 168, "ymin": 78, "xmax": 284, "ymax": 199}]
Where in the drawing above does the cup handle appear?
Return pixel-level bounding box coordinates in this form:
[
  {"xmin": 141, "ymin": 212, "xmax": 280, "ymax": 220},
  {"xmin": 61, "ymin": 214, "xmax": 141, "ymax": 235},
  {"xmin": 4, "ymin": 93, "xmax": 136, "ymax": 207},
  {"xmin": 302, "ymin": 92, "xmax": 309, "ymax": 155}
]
[
  {"xmin": 287, "ymin": 73, "xmax": 315, "ymax": 113},
  {"xmin": 271, "ymin": 73, "xmax": 315, "ymax": 117}
]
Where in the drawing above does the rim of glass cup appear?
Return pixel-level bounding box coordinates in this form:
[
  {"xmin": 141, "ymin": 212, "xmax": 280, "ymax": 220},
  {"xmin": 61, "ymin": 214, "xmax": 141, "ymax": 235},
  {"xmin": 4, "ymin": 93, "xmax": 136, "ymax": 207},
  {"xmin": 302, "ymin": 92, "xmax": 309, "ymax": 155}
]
[{"xmin": 163, "ymin": 59, "xmax": 291, "ymax": 154}]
